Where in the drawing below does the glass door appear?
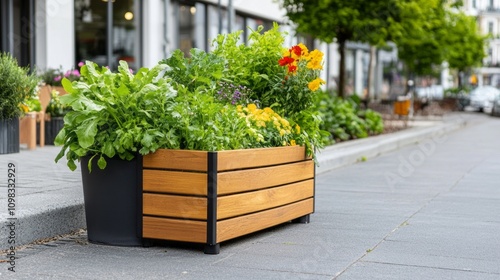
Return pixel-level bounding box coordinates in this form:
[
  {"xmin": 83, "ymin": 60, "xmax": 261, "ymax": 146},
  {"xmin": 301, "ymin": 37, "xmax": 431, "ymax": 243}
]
[{"xmin": 75, "ymin": 0, "xmax": 141, "ymax": 70}]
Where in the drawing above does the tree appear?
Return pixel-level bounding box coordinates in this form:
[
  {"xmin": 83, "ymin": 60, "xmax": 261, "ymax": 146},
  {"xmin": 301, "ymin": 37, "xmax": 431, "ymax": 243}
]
[
  {"xmin": 394, "ymin": 0, "xmax": 486, "ymax": 88},
  {"xmin": 392, "ymin": 0, "xmax": 448, "ymax": 79},
  {"xmin": 279, "ymin": 0, "xmax": 402, "ymax": 98},
  {"xmin": 442, "ymin": 11, "xmax": 486, "ymax": 87}
]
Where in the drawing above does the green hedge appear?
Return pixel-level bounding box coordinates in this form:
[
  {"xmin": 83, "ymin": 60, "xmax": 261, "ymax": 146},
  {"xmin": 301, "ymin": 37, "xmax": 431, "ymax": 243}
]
[{"xmin": 314, "ymin": 91, "xmax": 384, "ymax": 144}]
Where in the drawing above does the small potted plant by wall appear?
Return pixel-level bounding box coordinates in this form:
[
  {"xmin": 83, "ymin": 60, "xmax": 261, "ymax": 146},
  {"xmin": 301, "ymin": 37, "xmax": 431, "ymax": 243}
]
[
  {"xmin": 44, "ymin": 90, "xmax": 68, "ymax": 145},
  {"xmin": 55, "ymin": 24, "xmax": 326, "ymax": 253},
  {"xmin": 0, "ymin": 52, "xmax": 39, "ymax": 154}
]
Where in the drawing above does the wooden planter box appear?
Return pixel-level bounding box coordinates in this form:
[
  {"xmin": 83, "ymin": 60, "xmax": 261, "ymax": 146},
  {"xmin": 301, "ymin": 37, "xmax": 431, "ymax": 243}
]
[{"xmin": 142, "ymin": 145, "xmax": 315, "ymax": 254}]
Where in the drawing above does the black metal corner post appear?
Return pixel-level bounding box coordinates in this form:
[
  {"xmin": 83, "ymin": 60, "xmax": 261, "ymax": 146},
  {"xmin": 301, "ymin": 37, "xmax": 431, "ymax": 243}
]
[
  {"xmin": 313, "ymin": 163, "xmax": 316, "ymax": 214},
  {"xmin": 204, "ymin": 152, "xmax": 220, "ymax": 254},
  {"xmin": 136, "ymin": 154, "xmax": 149, "ymax": 247}
]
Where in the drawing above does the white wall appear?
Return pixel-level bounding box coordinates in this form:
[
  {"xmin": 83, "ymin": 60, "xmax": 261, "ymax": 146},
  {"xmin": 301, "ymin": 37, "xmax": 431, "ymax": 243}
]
[
  {"xmin": 203, "ymin": 0, "xmax": 286, "ymax": 22},
  {"xmin": 143, "ymin": 0, "xmax": 167, "ymax": 67},
  {"xmin": 36, "ymin": 0, "xmax": 74, "ymax": 71}
]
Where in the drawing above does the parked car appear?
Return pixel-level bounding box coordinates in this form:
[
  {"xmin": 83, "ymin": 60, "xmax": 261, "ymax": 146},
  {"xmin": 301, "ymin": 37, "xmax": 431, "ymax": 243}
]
[
  {"xmin": 491, "ymin": 95, "xmax": 500, "ymax": 117},
  {"xmin": 469, "ymin": 86, "xmax": 500, "ymax": 112}
]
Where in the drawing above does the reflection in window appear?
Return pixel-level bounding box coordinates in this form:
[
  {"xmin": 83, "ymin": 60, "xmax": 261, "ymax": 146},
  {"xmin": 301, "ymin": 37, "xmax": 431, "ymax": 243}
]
[
  {"xmin": 208, "ymin": 5, "xmax": 227, "ymax": 51},
  {"xmin": 113, "ymin": 0, "xmax": 138, "ymax": 69},
  {"xmin": 75, "ymin": 0, "xmax": 140, "ymax": 70},
  {"xmin": 235, "ymin": 14, "xmax": 245, "ymax": 44}
]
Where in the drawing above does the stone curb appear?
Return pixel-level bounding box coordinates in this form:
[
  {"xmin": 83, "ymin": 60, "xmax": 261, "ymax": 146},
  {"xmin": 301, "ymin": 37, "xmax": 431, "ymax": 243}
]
[{"xmin": 316, "ymin": 116, "xmax": 468, "ymax": 174}]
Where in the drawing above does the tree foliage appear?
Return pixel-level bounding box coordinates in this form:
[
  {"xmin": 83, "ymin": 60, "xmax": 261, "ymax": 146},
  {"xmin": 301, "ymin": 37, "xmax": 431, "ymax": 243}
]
[
  {"xmin": 279, "ymin": 0, "xmax": 402, "ymax": 98},
  {"xmin": 443, "ymin": 11, "xmax": 486, "ymax": 72},
  {"xmin": 279, "ymin": 0, "xmax": 486, "ymax": 93}
]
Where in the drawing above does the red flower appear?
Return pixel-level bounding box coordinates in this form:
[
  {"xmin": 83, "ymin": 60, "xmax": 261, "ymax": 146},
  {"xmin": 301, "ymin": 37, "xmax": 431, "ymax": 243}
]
[
  {"xmin": 288, "ymin": 65, "xmax": 297, "ymax": 73},
  {"xmin": 290, "ymin": 45, "xmax": 302, "ymax": 57},
  {"xmin": 278, "ymin": 57, "xmax": 294, "ymax": 66}
]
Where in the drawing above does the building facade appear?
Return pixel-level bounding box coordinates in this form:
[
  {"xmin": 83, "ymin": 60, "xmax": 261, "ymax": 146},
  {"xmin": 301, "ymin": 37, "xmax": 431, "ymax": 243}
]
[
  {"xmin": 1, "ymin": 0, "xmax": 382, "ymax": 98},
  {"xmin": 464, "ymin": 0, "xmax": 500, "ymax": 86}
]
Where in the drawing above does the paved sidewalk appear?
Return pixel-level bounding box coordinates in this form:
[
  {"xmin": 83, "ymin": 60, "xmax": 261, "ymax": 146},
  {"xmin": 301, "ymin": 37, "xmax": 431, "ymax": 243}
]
[{"xmin": 2, "ymin": 112, "xmax": 499, "ymax": 279}]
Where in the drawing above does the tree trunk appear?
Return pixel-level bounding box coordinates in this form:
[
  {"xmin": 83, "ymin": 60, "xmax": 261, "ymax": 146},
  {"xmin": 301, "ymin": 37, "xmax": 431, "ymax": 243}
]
[
  {"xmin": 338, "ymin": 39, "xmax": 346, "ymax": 98},
  {"xmin": 367, "ymin": 45, "xmax": 377, "ymax": 102},
  {"xmin": 458, "ymin": 71, "xmax": 463, "ymax": 89}
]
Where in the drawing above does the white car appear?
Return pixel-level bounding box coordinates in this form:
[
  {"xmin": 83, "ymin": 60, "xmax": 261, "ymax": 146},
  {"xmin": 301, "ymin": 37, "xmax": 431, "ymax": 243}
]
[
  {"xmin": 491, "ymin": 95, "xmax": 500, "ymax": 117},
  {"xmin": 469, "ymin": 86, "xmax": 500, "ymax": 112}
]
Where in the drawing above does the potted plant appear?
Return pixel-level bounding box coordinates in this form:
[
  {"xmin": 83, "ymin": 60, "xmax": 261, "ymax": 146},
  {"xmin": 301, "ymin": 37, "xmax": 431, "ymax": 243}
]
[
  {"xmin": 44, "ymin": 90, "xmax": 68, "ymax": 145},
  {"xmin": 55, "ymin": 24, "xmax": 326, "ymax": 252},
  {"xmin": 0, "ymin": 52, "xmax": 39, "ymax": 154},
  {"xmin": 19, "ymin": 88, "xmax": 44, "ymax": 149},
  {"xmin": 38, "ymin": 66, "xmax": 81, "ymax": 94}
]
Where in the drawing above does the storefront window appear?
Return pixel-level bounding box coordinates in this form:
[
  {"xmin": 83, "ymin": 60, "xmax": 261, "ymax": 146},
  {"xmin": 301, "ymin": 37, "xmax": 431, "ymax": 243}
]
[
  {"xmin": 208, "ymin": 5, "xmax": 227, "ymax": 51},
  {"xmin": 179, "ymin": 4, "xmax": 196, "ymax": 55},
  {"xmin": 235, "ymin": 14, "xmax": 245, "ymax": 43},
  {"xmin": 0, "ymin": 0, "xmax": 34, "ymax": 67},
  {"xmin": 75, "ymin": 0, "xmax": 140, "ymax": 69}
]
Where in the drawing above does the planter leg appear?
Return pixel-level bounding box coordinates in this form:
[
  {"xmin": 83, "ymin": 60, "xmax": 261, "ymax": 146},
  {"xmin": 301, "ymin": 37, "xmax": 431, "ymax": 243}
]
[
  {"xmin": 204, "ymin": 243, "xmax": 220, "ymax": 254},
  {"xmin": 292, "ymin": 214, "xmax": 310, "ymax": 224}
]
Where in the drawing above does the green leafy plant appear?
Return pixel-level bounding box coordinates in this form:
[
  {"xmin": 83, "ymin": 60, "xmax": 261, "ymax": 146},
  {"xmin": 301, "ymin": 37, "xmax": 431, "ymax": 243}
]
[
  {"xmin": 45, "ymin": 90, "xmax": 69, "ymax": 117},
  {"xmin": 211, "ymin": 24, "xmax": 284, "ymax": 109},
  {"xmin": 315, "ymin": 90, "xmax": 384, "ymax": 144},
  {"xmin": 161, "ymin": 48, "xmax": 224, "ymax": 92},
  {"xmin": 39, "ymin": 68, "xmax": 64, "ymax": 86},
  {"xmin": 211, "ymin": 24, "xmax": 327, "ymax": 156},
  {"xmin": 0, "ymin": 52, "xmax": 39, "ymax": 120},
  {"xmin": 55, "ymin": 61, "xmax": 179, "ymax": 171}
]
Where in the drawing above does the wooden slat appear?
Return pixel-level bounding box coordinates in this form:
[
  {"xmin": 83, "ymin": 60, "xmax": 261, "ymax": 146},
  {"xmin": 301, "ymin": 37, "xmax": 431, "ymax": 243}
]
[
  {"xmin": 143, "ymin": 169, "xmax": 207, "ymax": 195},
  {"xmin": 217, "ymin": 198, "xmax": 314, "ymax": 243},
  {"xmin": 217, "ymin": 180, "xmax": 314, "ymax": 219},
  {"xmin": 143, "ymin": 216, "xmax": 206, "ymax": 243},
  {"xmin": 143, "ymin": 149, "xmax": 208, "ymax": 171},
  {"xmin": 143, "ymin": 193, "xmax": 207, "ymax": 220},
  {"xmin": 217, "ymin": 160, "xmax": 314, "ymax": 195},
  {"xmin": 217, "ymin": 146, "xmax": 307, "ymax": 171}
]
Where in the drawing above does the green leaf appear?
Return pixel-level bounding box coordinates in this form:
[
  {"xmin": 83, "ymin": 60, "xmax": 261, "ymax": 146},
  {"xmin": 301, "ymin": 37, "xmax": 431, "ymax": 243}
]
[
  {"xmin": 76, "ymin": 117, "xmax": 98, "ymax": 148},
  {"xmin": 102, "ymin": 142, "xmax": 116, "ymax": 158},
  {"xmin": 62, "ymin": 78, "xmax": 74, "ymax": 93},
  {"xmin": 54, "ymin": 128, "xmax": 66, "ymax": 146},
  {"xmin": 68, "ymin": 159, "xmax": 77, "ymax": 171},
  {"xmin": 97, "ymin": 156, "xmax": 107, "ymax": 170}
]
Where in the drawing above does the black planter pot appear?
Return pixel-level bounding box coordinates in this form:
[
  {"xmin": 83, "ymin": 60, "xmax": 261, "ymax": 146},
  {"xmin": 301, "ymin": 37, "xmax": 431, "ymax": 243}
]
[
  {"xmin": 44, "ymin": 117, "xmax": 64, "ymax": 145},
  {"xmin": 0, "ymin": 118, "xmax": 20, "ymax": 154},
  {"xmin": 81, "ymin": 155, "xmax": 143, "ymax": 246}
]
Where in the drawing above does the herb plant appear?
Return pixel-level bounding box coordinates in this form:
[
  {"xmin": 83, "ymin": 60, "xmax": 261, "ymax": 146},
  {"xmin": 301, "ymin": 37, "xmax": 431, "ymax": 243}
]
[
  {"xmin": 55, "ymin": 61, "xmax": 179, "ymax": 171},
  {"xmin": 0, "ymin": 52, "xmax": 39, "ymax": 120}
]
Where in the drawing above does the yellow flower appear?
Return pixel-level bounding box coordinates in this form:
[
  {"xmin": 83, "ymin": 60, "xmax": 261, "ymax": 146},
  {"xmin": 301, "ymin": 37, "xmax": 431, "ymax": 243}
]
[
  {"xmin": 308, "ymin": 78, "xmax": 325, "ymax": 91},
  {"xmin": 280, "ymin": 118, "xmax": 290, "ymax": 128},
  {"xmin": 236, "ymin": 105, "xmax": 243, "ymax": 112},
  {"xmin": 295, "ymin": 124, "xmax": 301, "ymax": 134},
  {"xmin": 263, "ymin": 107, "xmax": 274, "ymax": 114},
  {"xmin": 298, "ymin": 43, "xmax": 309, "ymax": 57},
  {"xmin": 306, "ymin": 49, "xmax": 324, "ymax": 70},
  {"xmin": 290, "ymin": 140, "xmax": 296, "ymax": 146},
  {"xmin": 20, "ymin": 104, "xmax": 29, "ymax": 113},
  {"xmin": 247, "ymin": 103, "xmax": 257, "ymax": 112},
  {"xmin": 273, "ymin": 120, "xmax": 281, "ymax": 128},
  {"xmin": 282, "ymin": 48, "xmax": 291, "ymax": 57}
]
